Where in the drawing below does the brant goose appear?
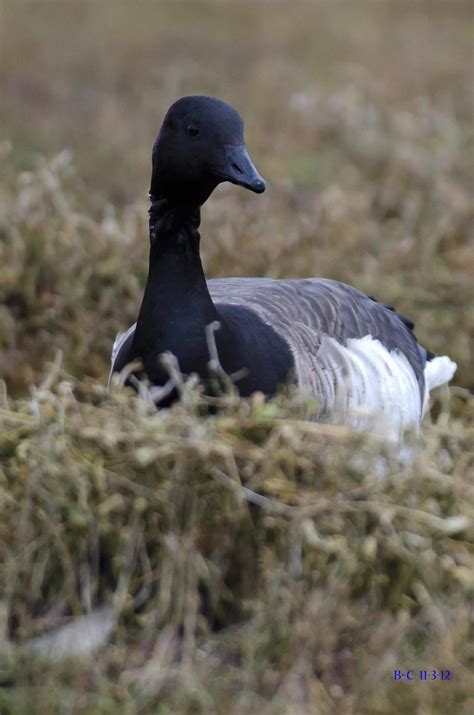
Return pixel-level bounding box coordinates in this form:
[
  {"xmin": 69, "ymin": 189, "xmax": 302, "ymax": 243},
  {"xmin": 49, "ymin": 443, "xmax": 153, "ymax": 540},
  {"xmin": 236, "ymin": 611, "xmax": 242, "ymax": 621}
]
[{"xmin": 110, "ymin": 96, "xmax": 456, "ymax": 438}]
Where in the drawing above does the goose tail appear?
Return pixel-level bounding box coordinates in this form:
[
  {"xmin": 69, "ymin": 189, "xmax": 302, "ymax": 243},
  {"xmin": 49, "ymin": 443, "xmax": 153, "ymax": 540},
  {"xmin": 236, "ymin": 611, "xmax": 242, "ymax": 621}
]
[{"xmin": 424, "ymin": 355, "xmax": 457, "ymax": 392}]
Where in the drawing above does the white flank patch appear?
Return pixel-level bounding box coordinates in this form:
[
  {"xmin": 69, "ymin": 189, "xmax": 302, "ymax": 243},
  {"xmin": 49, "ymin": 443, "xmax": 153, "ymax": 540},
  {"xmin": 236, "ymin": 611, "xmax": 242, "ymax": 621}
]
[
  {"xmin": 109, "ymin": 323, "xmax": 136, "ymax": 387},
  {"xmin": 303, "ymin": 335, "xmax": 423, "ymax": 441}
]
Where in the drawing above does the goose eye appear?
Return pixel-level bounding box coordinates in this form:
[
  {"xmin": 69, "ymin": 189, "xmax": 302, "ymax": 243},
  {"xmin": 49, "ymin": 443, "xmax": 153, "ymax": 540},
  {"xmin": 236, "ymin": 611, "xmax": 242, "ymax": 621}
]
[{"xmin": 186, "ymin": 125, "xmax": 200, "ymax": 137}]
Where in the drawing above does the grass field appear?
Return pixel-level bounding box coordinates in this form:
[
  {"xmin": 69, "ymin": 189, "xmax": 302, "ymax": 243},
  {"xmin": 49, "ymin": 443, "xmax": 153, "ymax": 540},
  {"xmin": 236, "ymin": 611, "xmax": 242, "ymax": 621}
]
[{"xmin": 0, "ymin": 2, "xmax": 473, "ymax": 713}]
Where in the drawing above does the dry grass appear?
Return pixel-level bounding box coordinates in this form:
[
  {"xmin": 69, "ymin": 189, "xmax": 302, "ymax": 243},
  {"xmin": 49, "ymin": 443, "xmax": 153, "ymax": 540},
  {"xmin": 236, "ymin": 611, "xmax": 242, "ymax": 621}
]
[
  {"xmin": 0, "ymin": 2, "xmax": 473, "ymax": 713},
  {"xmin": 0, "ymin": 370, "xmax": 473, "ymax": 714}
]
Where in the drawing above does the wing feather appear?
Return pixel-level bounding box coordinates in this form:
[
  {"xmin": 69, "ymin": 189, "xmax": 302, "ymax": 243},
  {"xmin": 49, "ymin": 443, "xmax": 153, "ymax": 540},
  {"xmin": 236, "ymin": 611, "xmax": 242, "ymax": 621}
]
[{"xmin": 208, "ymin": 277, "xmax": 426, "ymax": 395}]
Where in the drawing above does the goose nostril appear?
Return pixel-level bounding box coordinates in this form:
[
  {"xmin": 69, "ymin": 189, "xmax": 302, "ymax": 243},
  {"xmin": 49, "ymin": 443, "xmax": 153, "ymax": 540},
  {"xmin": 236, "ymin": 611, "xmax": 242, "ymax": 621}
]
[{"xmin": 231, "ymin": 162, "xmax": 243, "ymax": 174}]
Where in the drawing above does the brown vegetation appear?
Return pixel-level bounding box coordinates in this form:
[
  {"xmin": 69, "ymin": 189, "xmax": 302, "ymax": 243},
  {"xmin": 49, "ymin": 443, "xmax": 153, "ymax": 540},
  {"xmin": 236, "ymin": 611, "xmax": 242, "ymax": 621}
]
[{"xmin": 0, "ymin": 2, "xmax": 472, "ymax": 713}]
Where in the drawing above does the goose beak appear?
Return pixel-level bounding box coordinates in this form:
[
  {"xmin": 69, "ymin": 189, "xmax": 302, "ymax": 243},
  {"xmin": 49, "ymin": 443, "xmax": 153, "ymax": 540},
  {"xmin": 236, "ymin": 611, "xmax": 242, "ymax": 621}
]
[{"xmin": 218, "ymin": 144, "xmax": 266, "ymax": 193}]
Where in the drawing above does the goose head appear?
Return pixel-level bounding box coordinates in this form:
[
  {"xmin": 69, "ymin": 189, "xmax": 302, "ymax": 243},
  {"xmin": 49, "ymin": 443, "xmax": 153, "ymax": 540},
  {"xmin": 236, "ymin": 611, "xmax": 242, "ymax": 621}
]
[{"xmin": 149, "ymin": 96, "xmax": 266, "ymax": 206}]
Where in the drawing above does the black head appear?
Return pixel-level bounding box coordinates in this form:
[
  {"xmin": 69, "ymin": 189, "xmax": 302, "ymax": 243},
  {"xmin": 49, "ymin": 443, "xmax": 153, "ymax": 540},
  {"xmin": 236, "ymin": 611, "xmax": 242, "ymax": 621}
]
[{"xmin": 150, "ymin": 96, "xmax": 266, "ymax": 206}]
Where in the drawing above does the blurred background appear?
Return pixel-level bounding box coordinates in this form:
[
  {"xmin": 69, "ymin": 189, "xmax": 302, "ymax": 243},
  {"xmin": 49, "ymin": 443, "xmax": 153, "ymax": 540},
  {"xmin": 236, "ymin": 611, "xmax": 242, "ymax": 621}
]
[
  {"xmin": 1, "ymin": 1, "xmax": 472, "ymax": 393},
  {"xmin": 1, "ymin": 4, "xmax": 473, "ymax": 714}
]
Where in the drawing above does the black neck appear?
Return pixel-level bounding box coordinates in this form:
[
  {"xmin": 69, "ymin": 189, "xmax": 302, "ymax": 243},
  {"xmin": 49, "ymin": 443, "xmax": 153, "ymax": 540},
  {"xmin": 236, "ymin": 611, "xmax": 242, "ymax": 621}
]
[
  {"xmin": 132, "ymin": 197, "xmax": 219, "ymax": 376},
  {"xmin": 148, "ymin": 196, "xmax": 200, "ymax": 254}
]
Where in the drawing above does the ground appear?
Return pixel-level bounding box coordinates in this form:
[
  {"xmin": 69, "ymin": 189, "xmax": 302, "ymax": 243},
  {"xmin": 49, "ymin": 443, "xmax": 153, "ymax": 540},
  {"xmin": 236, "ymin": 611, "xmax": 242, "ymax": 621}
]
[{"xmin": 0, "ymin": 2, "xmax": 473, "ymax": 714}]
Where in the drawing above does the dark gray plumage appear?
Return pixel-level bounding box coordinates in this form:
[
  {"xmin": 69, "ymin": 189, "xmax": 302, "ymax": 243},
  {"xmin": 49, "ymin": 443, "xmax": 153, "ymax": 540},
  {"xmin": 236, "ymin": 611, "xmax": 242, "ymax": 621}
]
[{"xmin": 207, "ymin": 277, "xmax": 427, "ymax": 394}]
